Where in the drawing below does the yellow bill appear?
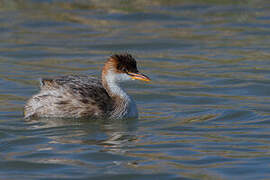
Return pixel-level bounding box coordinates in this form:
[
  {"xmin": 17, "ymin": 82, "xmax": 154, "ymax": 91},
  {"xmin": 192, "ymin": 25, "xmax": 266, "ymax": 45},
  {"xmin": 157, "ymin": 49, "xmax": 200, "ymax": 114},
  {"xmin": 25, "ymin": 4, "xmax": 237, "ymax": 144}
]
[{"xmin": 128, "ymin": 72, "xmax": 151, "ymax": 82}]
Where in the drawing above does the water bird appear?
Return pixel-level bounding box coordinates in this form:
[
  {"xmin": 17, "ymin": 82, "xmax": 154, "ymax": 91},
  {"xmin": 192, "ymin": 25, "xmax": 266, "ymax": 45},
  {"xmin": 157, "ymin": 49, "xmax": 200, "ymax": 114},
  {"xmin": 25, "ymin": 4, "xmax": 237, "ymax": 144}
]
[{"xmin": 24, "ymin": 54, "xmax": 150, "ymax": 119}]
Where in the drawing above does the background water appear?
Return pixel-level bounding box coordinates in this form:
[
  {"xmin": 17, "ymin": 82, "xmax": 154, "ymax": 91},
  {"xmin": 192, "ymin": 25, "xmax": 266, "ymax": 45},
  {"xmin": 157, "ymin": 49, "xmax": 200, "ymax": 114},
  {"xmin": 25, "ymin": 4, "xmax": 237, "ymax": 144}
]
[{"xmin": 1, "ymin": 0, "xmax": 270, "ymax": 179}]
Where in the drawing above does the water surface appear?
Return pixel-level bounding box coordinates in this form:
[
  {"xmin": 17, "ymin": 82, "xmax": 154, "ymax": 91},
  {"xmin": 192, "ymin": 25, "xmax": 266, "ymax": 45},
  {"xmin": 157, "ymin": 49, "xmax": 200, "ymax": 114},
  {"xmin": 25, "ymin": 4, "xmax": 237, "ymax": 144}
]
[{"xmin": 1, "ymin": 0, "xmax": 270, "ymax": 179}]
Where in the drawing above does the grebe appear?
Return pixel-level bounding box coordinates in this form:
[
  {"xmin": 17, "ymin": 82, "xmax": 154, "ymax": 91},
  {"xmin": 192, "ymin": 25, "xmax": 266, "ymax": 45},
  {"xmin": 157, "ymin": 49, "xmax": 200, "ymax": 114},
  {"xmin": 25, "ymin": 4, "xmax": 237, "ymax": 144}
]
[{"xmin": 24, "ymin": 54, "xmax": 150, "ymax": 119}]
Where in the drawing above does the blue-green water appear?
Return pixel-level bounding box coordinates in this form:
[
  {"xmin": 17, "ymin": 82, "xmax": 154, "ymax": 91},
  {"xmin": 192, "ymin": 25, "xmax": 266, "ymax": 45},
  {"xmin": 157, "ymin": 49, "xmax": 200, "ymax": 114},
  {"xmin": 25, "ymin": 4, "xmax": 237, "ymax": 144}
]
[{"xmin": 1, "ymin": 0, "xmax": 270, "ymax": 179}]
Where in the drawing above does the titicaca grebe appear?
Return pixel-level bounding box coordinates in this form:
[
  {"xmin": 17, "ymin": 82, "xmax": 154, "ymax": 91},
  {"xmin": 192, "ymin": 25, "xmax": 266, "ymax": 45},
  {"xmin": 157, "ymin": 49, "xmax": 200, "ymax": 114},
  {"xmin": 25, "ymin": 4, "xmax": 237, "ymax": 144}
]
[{"xmin": 24, "ymin": 54, "xmax": 150, "ymax": 119}]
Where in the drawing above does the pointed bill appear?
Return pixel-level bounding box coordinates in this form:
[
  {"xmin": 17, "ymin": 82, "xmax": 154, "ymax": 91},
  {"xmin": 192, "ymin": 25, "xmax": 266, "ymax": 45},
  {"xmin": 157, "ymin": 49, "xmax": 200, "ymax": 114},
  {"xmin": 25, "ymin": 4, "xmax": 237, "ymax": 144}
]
[{"xmin": 128, "ymin": 72, "xmax": 151, "ymax": 82}]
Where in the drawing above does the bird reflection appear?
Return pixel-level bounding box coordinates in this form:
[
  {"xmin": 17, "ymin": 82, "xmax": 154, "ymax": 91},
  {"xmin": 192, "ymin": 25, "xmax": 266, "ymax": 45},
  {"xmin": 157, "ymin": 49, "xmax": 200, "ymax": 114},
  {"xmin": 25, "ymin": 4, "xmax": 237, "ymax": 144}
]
[{"xmin": 25, "ymin": 117, "xmax": 138, "ymax": 154}]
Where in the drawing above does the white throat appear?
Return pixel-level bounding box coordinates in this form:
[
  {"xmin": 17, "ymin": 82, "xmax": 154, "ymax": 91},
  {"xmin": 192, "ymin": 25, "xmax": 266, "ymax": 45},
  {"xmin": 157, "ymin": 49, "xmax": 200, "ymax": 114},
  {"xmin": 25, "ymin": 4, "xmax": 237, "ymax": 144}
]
[
  {"xmin": 104, "ymin": 70, "xmax": 138, "ymax": 118},
  {"xmin": 105, "ymin": 70, "xmax": 131, "ymax": 99}
]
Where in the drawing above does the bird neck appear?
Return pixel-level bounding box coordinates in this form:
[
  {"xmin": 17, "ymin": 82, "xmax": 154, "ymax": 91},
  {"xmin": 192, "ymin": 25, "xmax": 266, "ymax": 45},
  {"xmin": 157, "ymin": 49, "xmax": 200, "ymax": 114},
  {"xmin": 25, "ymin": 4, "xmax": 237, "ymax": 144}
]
[
  {"xmin": 102, "ymin": 70, "xmax": 131, "ymax": 118},
  {"xmin": 102, "ymin": 70, "xmax": 129, "ymax": 100},
  {"xmin": 102, "ymin": 67, "xmax": 138, "ymax": 119}
]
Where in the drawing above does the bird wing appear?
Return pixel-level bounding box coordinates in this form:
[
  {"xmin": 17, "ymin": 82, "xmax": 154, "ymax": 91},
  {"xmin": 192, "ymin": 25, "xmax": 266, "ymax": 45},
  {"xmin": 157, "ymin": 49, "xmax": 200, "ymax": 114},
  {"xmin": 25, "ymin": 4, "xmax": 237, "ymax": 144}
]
[{"xmin": 40, "ymin": 75, "xmax": 113, "ymax": 116}]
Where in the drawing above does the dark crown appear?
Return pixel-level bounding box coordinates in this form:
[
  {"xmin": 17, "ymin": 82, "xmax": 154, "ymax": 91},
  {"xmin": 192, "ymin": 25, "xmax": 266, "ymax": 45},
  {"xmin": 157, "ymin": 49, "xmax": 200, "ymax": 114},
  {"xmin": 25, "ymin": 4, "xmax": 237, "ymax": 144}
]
[{"xmin": 111, "ymin": 54, "xmax": 138, "ymax": 73}]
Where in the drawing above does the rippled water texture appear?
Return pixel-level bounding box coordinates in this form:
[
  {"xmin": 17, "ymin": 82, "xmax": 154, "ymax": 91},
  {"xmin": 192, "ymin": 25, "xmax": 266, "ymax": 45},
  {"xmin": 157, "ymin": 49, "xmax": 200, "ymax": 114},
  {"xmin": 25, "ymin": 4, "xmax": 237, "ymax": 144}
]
[{"xmin": 1, "ymin": 0, "xmax": 270, "ymax": 179}]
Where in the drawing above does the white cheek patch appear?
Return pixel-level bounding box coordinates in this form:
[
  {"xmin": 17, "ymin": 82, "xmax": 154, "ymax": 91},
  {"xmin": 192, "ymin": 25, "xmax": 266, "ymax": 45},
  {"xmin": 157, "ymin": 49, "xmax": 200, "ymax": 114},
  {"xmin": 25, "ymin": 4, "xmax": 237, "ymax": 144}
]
[
  {"xmin": 115, "ymin": 73, "xmax": 131, "ymax": 82},
  {"xmin": 107, "ymin": 70, "xmax": 131, "ymax": 83}
]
